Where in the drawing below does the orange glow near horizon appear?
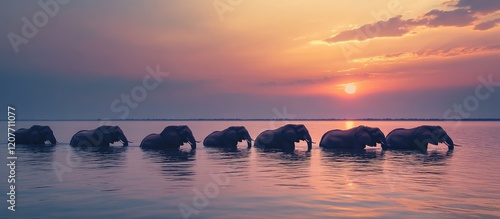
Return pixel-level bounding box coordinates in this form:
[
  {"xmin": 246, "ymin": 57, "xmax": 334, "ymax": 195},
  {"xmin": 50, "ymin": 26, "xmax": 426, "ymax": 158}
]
[
  {"xmin": 345, "ymin": 121, "xmax": 355, "ymax": 129},
  {"xmin": 51, "ymin": 1, "xmax": 500, "ymax": 99}
]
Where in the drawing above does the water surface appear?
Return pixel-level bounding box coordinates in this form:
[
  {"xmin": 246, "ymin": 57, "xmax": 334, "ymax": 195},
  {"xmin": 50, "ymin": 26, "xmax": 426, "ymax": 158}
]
[{"xmin": 1, "ymin": 121, "xmax": 499, "ymax": 218}]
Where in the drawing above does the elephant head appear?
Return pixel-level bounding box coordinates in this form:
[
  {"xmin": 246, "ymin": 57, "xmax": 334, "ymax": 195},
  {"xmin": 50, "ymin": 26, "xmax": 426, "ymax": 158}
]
[
  {"xmin": 414, "ymin": 126, "xmax": 454, "ymax": 150},
  {"xmin": 160, "ymin": 125, "xmax": 197, "ymax": 150},
  {"xmin": 224, "ymin": 126, "xmax": 253, "ymax": 148},
  {"xmin": 281, "ymin": 124, "xmax": 312, "ymax": 151},
  {"xmin": 355, "ymin": 126, "xmax": 386, "ymax": 147},
  {"xmin": 31, "ymin": 125, "xmax": 57, "ymax": 144},
  {"xmin": 96, "ymin": 126, "xmax": 129, "ymax": 146}
]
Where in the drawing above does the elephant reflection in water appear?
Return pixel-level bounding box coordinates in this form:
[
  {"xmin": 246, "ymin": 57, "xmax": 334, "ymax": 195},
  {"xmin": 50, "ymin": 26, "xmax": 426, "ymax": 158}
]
[
  {"xmin": 14, "ymin": 125, "xmax": 57, "ymax": 145},
  {"xmin": 68, "ymin": 146, "xmax": 128, "ymax": 168},
  {"xmin": 254, "ymin": 149, "xmax": 312, "ymax": 189},
  {"xmin": 254, "ymin": 124, "xmax": 312, "ymax": 152},
  {"xmin": 383, "ymin": 125, "xmax": 454, "ymax": 152},
  {"xmin": 321, "ymin": 148, "xmax": 379, "ymax": 160},
  {"xmin": 142, "ymin": 147, "xmax": 196, "ymax": 181},
  {"xmin": 380, "ymin": 150, "xmax": 453, "ymax": 186},
  {"xmin": 15, "ymin": 144, "xmax": 57, "ymax": 166}
]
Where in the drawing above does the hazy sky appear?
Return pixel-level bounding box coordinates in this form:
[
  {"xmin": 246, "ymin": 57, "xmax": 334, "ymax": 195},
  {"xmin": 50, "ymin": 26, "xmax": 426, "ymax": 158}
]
[{"xmin": 2, "ymin": 0, "xmax": 499, "ymax": 119}]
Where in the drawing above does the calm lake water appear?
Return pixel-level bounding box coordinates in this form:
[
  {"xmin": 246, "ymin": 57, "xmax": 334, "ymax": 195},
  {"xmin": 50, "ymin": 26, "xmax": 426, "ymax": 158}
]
[{"xmin": 1, "ymin": 121, "xmax": 499, "ymax": 219}]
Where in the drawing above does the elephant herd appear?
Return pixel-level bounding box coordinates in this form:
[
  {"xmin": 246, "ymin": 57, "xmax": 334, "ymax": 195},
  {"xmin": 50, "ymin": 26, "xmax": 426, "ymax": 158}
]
[{"xmin": 13, "ymin": 124, "xmax": 455, "ymax": 153}]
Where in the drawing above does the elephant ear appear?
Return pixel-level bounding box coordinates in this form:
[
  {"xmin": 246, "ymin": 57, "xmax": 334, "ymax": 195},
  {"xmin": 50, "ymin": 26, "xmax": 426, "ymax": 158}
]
[
  {"xmin": 432, "ymin": 126, "xmax": 448, "ymax": 142},
  {"xmin": 355, "ymin": 126, "xmax": 374, "ymax": 146},
  {"xmin": 239, "ymin": 127, "xmax": 251, "ymax": 140},
  {"xmin": 223, "ymin": 129, "xmax": 240, "ymax": 141},
  {"xmin": 98, "ymin": 126, "xmax": 121, "ymax": 144},
  {"xmin": 160, "ymin": 126, "xmax": 181, "ymax": 145},
  {"xmin": 30, "ymin": 128, "xmax": 42, "ymax": 144},
  {"xmin": 101, "ymin": 126, "xmax": 115, "ymax": 143},
  {"xmin": 415, "ymin": 126, "xmax": 439, "ymax": 145},
  {"xmin": 281, "ymin": 125, "xmax": 299, "ymax": 142},
  {"xmin": 112, "ymin": 126, "xmax": 125, "ymax": 142},
  {"xmin": 371, "ymin": 128, "xmax": 386, "ymax": 144},
  {"xmin": 40, "ymin": 126, "xmax": 50, "ymax": 140}
]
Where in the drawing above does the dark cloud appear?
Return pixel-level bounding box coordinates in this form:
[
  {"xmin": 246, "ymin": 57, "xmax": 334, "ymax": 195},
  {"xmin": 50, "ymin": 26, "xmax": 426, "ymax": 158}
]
[
  {"xmin": 414, "ymin": 45, "xmax": 500, "ymax": 57},
  {"xmin": 474, "ymin": 18, "xmax": 500, "ymax": 30},
  {"xmin": 452, "ymin": 0, "xmax": 500, "ymax": 14},
  {"xmin": 324, "ymin": 16, "xmax": 422, "ymax": 43},
  {"xmin": 256, "ymin": 79, "xmax": 316, "ymax": 86},
  {"xmin": 324, "ymin": 0, "xmax": 499, "ymax": 43},
  {"xmin": 368, "ymin": 44, "xmax": 500, "ymax": 59},
  {"xmin": 424, "ymin": 9, "xmax": 476, "ymax": 27},
  {"xmin": 258, "ymin": 73, "xmax": 370, "ymax": 87}
]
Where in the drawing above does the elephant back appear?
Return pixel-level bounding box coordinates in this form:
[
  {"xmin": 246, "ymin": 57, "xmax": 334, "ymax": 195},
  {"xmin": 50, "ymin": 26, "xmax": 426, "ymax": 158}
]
[
  {"xmin": 203, "ymin": 131, "xmax": 222, "ymax": 146},
  {"xmin": 255, "ymin": 130, "xmax": 275, "ymax": 145},
  {"xmin": 319, "ymin": 130, "xmax": 337, "ymax": 147}
]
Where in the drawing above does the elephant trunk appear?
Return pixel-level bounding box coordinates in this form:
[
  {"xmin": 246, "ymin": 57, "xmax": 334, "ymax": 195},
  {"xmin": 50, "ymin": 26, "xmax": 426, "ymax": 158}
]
[
  {"xmin": 445, "ymin": 135, "xmax": 454, "ymax": 150},
  {"xmin": 380, "ymin": 137, "xmax": 387, "ymax": 147},
  {"xmin": 304, "ymin": 134, "xmax": 312, "ymax": 152},
  {"xmin": 381, "ymin": 143, "xmax": 388, "ymax": 150},
  {"xmin": 380, "ymin": 136, "xmax": 388, "ymax": 149},
  {"xmin": 245, "ymin": 133, "xmax": 253, "ymax": 148},
  {"xmin": 48, "ymin": 135, "xmax": 57, "ymax": 145},
  {"xmin": 119, "ymin": 132, "xmax": 129, "ymax": 146},
  {"xmin": 246, "ymin": 139, "xmax": 252, "ymax": 148},
  {"xmin": 188, "ymin": 134, "xmax": 197, "ymax": 150}
]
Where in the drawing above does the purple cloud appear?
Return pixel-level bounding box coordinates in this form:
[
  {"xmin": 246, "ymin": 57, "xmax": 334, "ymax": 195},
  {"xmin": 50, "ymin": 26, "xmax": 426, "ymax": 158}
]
[
  {"xmin": 373, "ymin": 44, "xmax": 500, "ymax": 59},
  {"xmin": 424, "ymin": 9, "xmax": 476, "ymax": 27},
  {"xmin": 325, "ymin": 16, "xmax": 429, "ymax": 43},
  {"xmin": 452, "ymin": 0, "xmax": 500, "ymax": 14},
  {"xmin": 474, "ymin": 18, "xmax": 500, "ymax": 30},
  {"xmin": 258, "ymin": 73, "xmax": 370, "ymax": 87},
  {"xmin": 324, "ymin": 0, "xmax": 499, "ymax": 43}
]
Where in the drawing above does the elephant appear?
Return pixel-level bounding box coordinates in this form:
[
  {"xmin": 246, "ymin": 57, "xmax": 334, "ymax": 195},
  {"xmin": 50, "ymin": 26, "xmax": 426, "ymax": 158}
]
[
  {"xmin": 254, "ymin": 124, "xmax": 312, "ymax": 152},
  {"xmin": 140, "ymin": 125, "xmax": 197, "ymax": 150},
  {"xmin": 14, "ymin": 125, "xmax": 57, "ymax": 145},
  {"xmin": 319, "ymin": 125, "xmax": 387, "ymax": 150},
  {"xmin": 382, "ymin": 125, "xmax": 454, "ymax": 152},
  {"xmin": 203, "ymin": 126, "xmax": 253, "ymax": 149},
  {"xmin": 70, "ymin": 126, "xmax": 129, "ymax": 147}
]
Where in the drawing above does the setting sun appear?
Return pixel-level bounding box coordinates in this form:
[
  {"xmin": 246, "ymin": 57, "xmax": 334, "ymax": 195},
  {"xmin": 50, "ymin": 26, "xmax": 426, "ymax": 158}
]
[{"xmin": 344, "ymin": 84, "xmax": 357, "ymax": 94}]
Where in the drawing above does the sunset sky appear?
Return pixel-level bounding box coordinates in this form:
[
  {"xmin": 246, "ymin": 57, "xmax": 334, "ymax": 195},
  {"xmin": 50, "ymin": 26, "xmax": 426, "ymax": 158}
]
[{"xmin": 1, "ymin": 0, "xmax": 499, "ymax": 119}]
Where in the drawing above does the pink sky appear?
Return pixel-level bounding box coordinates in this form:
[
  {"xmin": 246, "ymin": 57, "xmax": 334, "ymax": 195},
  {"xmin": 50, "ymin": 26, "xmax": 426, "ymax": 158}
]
[{"xmin": 1, "ymin": 0, "xmax": 499, "ymax": 119}]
